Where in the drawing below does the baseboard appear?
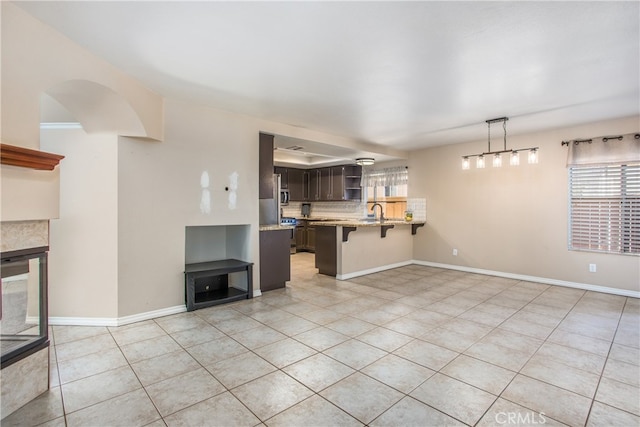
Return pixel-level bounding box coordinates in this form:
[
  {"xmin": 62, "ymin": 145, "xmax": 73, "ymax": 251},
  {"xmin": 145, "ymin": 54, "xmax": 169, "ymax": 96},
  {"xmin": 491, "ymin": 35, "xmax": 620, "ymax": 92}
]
[
  {"xmin": 412, "ymin": 260, "xmax": 640, "ymax": 298},
  {"xmin": 42, "ymin": 262, "xmax": 636, "ymax": 327},
  {"xmin": 46, "ymin": 305, "xmax": 187, "ymax": 327},
  {"xmin": 337, "ymin": 260, "xmax": 413, "ymax": 280},
  {"xmin": 46, "ymin": 291, "xmax": 263, "ymax": 327}
]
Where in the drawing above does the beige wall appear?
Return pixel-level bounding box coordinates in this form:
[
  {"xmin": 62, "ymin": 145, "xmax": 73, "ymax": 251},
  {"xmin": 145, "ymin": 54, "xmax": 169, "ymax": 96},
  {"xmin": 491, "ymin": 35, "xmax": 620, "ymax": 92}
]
[
  {"xmin": 41, "ymin": 129, "xmax": 119, "ymax": 319},
  {"xmin": 409, "ymin": 116, "xmax": 640, "ymax": 293},
  {"xmin": 116, "ymin": 99, "xmax": 260, "ymax": 317},
  {"xmin": 1, "ymin": 167, "xmax": 61, "ymax": 221},
  {"xmin": 1, "ymin": 2, "xmax": 163, "ymax": 223},
  {"xmin": 339, "ymin": 225, "xmax": 413, "ymax": 277},
  {"xmin": 1, "ymin": 2, "xmax": 163, "ymax": 149}
]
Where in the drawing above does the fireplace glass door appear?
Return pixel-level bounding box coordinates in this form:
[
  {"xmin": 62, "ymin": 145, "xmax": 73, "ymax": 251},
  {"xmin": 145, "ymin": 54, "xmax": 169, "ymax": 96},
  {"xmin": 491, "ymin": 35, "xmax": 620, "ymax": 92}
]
[{"xmin": 1, "ymin": 248, "xmax": 48, "ymax": 366}]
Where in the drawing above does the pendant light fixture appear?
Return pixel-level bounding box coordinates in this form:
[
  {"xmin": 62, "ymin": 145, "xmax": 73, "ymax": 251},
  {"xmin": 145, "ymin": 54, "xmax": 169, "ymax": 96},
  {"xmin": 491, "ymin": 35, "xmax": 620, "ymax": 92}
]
[{"xmin": 461, "ymin": 117, "xmax": 539, "ymax": 170}]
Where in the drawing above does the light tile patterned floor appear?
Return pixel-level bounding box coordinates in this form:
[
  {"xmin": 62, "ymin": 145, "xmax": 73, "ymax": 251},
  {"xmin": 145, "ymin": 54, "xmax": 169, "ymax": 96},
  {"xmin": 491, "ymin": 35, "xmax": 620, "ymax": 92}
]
[{"xmin": 3, "ymin": 252, "xmax": 639, "ymax": 426}]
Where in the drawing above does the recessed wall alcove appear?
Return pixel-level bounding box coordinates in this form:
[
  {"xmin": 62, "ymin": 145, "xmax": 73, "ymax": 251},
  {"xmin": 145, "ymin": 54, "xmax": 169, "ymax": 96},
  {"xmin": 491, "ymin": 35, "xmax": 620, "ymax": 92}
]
[{"xmin": 184, "ymin": 225, "xmax": 252, "ymax": 296}]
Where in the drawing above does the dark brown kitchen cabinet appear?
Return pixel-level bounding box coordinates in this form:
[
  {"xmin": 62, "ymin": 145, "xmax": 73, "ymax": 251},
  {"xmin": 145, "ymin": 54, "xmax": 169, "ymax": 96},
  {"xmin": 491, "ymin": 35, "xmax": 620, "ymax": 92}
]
[
  {"xmin": 259, "ymin": 229, "xmax": 291, "ymax": 291},
  {"xmin": 295, "ymin": 225, "xmax": 306, "ymax": 249},
  {"xmin": 288, "ymin": 168, "xmax": 308, "ymax": 201},
  {"xmin": 309, "ymin": 168, "xmax": 334, "ymax": 201},
  {"xmin": 274, "ymin": 166, "xmax": 288, "ymax": 189},
  {"xmin": 343, "ymin": 165, "xmax": 362, "ymax": 201},
  {"xmin": 309, "ymin": 169, "xmax": 321, "ymax": 201},
  {"xmin": 259, "ymin": 133, "xmax": 274, "ymax": 199},
  {"xmin": 320, "ymin": 168, "xmax": 332, "ymax": 200},
  {"xmin": 276, "ymin": 165, "xmax": 361, "ymax": 202},
  {"xmin": 307, "ymin": 226, "xmax": 316, "ymax": 251},
  {"xmin": 294, "ymin": 220, "xmax": 316, "ymax": 252},
  {"xmin": 331, "ymin": 166, "xmax": 345, "ymax": 200},
  {"xmin": 314, "ymin": 226, "xmax": 336, "ymax": 276}
]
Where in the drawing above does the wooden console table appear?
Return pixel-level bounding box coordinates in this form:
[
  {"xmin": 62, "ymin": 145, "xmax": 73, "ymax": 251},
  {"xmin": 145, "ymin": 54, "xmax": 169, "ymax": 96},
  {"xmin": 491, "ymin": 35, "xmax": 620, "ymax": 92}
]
[{"xmin": 184, "ymin": 259, "xmax": 253, "ymax": 311}]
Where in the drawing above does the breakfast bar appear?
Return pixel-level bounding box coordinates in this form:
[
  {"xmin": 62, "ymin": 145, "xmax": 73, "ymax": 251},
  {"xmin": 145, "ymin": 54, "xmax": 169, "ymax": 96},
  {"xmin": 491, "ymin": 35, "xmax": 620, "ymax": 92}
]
[{"xmin": 312, "ymin": 220, "xmax": 426, "ymax": 280}]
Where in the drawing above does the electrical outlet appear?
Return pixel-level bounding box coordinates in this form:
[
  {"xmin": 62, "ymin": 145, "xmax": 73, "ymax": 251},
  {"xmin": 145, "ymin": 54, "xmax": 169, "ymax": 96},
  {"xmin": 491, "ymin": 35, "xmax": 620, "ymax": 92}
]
[
  {"xmin": 589, "ymin": 263, "xmax": 597, "ymax": 273},
  {"xmin": 453, "ymin": 249, "xmax": 458, "ymax": 256}
]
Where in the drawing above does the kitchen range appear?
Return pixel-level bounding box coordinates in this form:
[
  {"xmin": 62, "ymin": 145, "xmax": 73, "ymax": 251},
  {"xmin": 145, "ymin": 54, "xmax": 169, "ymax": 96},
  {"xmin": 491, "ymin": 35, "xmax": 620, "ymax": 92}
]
[{"xmin": 280, "ymin": 217, "xmax": 298, "ymax": 254}]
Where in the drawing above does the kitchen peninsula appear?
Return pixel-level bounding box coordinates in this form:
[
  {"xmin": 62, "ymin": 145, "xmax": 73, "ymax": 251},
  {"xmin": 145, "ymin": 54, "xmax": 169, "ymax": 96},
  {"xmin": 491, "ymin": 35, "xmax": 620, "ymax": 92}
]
[{"xmin": 313, "ymin": 220, "xmax": 425, "ymax": 279}]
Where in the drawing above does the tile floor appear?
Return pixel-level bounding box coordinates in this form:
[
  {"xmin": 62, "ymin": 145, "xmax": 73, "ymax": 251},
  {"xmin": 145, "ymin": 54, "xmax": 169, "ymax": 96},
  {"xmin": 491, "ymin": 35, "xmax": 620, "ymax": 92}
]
[{"xmin": 3, "ymin": 252, "xmax": 639, "ymax": 426}]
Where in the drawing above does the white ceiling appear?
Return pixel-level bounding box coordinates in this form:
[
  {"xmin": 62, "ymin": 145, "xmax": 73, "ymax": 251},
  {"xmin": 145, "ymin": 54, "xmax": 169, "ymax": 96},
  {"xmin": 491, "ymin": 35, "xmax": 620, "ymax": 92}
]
[{"xmin": 17, "ymin": 1, "xmax": 640, "ymax": 157}]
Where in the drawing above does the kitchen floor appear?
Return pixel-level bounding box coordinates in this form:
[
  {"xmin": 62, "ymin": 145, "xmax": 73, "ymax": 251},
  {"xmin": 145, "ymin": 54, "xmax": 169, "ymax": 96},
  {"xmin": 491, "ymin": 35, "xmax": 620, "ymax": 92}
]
[{"xmin": 4, "ymin": 253, "xmax": 639, "ymax": 427}]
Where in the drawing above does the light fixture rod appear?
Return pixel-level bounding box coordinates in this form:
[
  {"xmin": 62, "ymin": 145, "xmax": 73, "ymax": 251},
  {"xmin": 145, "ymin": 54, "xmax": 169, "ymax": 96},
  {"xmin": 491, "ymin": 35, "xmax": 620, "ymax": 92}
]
[
  {"xmin": 461, "ymin": 146, "xmax": 539, "ymax": 159},
  {"xmin": 485, "ymin": 117, "xmax": 509, "ymax": 124},
  {"xmin": 485, "ymin": 117, "xmax": 509, "ymax": 153}
]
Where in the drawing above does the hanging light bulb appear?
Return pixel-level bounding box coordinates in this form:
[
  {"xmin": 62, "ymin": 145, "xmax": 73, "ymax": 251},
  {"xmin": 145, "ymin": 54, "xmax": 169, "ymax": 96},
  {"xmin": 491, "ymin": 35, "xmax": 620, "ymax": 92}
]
[
  {"xmin": 462, "ymin": 157, "xmax": 470, "ymax": 170},
  {"xmin": 493, "ymin": 153, "xmax": 502, "ymax": 168},
  {"xmin": 528, "ymin": 148, "xmax": 539, "ymax": 164},
  {"xmin": 510, "ymin": 151, "xmax": 520, "ymax": 166},
  {"xmin": 477, "ymin": 155, "xmax": 485, "ymax": 169}
]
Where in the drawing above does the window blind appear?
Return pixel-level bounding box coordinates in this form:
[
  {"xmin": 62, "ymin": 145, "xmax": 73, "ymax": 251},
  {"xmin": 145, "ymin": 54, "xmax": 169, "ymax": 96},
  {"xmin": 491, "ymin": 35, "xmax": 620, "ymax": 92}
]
[{"xmin": 569, "ymin": 163, "xmax": 640, "ymax": 255}]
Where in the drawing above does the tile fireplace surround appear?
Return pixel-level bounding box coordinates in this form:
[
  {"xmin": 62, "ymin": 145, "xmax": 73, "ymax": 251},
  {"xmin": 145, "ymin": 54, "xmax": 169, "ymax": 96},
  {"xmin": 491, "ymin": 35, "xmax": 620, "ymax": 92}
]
[{"xmin": 0, "ymin": 219, "xmax": 50, "ymax": 418}]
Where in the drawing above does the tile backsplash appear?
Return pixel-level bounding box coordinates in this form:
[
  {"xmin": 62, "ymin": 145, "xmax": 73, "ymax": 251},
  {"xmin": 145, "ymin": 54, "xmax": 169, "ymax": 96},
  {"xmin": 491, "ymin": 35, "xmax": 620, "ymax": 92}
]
[
  {"xmin": 283, "ymin": 201, "xmax": 366, "ymax": 219},
  {"xmin": 283, "ymin": 198, "xmax": 426, "ymax": 221},
  {"xmin": 407, "ymin": 198, "xmax": 427, "ymax": 221}
]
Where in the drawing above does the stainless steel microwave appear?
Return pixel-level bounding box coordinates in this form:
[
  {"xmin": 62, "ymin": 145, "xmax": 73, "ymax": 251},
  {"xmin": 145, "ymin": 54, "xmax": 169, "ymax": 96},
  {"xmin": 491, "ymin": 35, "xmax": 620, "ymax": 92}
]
[{"xmin": 280, "ymin": 189, "xmax": 290, "ymax": 206}]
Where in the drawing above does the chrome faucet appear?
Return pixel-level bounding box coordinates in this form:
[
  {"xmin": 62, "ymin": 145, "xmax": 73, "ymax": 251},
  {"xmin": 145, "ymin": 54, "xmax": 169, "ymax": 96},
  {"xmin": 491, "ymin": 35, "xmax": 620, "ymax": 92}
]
[{"xmin": 371, "ymin": 203, "xmax": 385, "ymax": 222}]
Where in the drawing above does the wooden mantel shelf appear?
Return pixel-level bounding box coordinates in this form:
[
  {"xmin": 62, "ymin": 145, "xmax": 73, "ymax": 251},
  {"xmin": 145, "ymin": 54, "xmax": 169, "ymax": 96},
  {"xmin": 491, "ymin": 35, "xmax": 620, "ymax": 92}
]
[{"xmin": 1, "ymin": 143, "xmax": 64, "ymax": 171}]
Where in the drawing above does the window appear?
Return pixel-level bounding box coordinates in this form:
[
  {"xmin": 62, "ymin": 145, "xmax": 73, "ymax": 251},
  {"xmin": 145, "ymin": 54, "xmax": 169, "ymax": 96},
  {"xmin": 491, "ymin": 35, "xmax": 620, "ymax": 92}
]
[
  {"xmin": 363, "ymin": 167, "xmax": 408, "ymax": 219},
  {"xmin": 569, "ymin": 163, "xmax": 639, "ymax": 254}
]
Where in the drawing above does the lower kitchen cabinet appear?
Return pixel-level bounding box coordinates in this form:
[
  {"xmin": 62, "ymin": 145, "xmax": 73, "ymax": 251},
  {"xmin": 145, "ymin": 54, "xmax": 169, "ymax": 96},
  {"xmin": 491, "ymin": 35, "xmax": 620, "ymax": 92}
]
[
  {"xmin": 307, "ymin": 226, "xmax": 316, "ymax": 251},
  {"xmin": 294, "ymin": 220, "xmax": 316, "ymax": 252},
  {"xmin": 259, "ymin": 228, "xmax": 292, "ymax": 291},
  {"xmin": 295, "ymin": 225, "xmax": 306, "ymax": 249},
  {"xmin": 314, "ymin": 226, "xmax": 336, "ymax": 276}
]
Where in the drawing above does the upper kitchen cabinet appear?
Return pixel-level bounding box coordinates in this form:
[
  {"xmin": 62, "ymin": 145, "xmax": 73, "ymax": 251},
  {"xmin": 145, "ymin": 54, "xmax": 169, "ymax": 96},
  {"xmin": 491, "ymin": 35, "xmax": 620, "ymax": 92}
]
[
  {"xmin": 285, "ymin": 165, "xmax": 361, "ymax": 201},
  {"xmin": 320, "ymin": 168, "xmax": 332, "ymax": 200},
  {"xmin": 274, "ymin": 166, "xmax": 288, "ymax": 189},
  {"xmin": 309, "ymin": 168, "xmax": 320, "ymax": 201},
  {"xmin": 331, "ymin": 166, "xmax": 346, "ymax": 200},
  {"xmin": 342, "ymin": 165, "xmax": 362, "ymax": 201},
  {"xmin": 259, "ymin": 133, "xmax": 274, "ymax": 199},
  {"xmin": 288, "ymin": 168, "xmax": 309, "ymax": 201},
  {"xmin": 326, "ymin": 165, "xmax": 362, "ymax": 201},
  {"xmin": 309, "ymin": 168, "xmax": 332, "ymax": 201}
]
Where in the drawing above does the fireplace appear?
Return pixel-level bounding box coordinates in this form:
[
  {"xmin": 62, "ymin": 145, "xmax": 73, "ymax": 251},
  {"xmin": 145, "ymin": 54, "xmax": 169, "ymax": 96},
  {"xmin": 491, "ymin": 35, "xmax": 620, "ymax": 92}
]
[
  {"xmin": 0, "ymin": 220, "xmax": 51, "ymax": 418},
  {"xmin": 1, "ymin": 246, "xmax": 49, "ymax": 366}
]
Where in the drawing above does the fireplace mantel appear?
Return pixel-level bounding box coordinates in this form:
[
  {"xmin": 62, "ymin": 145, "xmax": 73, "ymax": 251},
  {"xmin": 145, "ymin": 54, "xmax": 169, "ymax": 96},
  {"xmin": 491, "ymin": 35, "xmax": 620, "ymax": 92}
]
[{"xmin": 1, "ymin": 143, "xmax": 64, "ymax": 171}]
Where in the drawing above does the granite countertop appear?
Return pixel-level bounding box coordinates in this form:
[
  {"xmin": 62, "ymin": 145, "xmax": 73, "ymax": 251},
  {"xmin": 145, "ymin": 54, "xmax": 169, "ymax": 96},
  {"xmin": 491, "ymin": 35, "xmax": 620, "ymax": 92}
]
[
  {"xmin": 259, "ymin": 224, "xmax": 295, "ymax": 231},
  {"xmin": 309, "ymin": 220, "xmax": 425, "ymax": 227},
  {"xmin": 295, "ymin": 216, "xmax": 342, "ymax": 221}
]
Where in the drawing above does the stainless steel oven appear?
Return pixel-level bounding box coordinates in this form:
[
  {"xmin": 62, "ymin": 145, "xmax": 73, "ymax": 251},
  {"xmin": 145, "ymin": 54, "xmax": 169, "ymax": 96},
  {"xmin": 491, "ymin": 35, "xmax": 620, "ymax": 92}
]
[{"xmin": 281, "ymin": 217, "xmax": 297, "ymax": 254}]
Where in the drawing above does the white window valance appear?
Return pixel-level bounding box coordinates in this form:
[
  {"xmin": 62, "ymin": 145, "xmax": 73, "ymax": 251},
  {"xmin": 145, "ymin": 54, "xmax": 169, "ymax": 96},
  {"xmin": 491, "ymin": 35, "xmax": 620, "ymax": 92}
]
[
  {"xmin": 566, "ymin": 132, "xmax": 640, "ymax": 167},
  {"xmin": 362, "ymin": 166, "xmax": 408, "ymax": 187}
]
